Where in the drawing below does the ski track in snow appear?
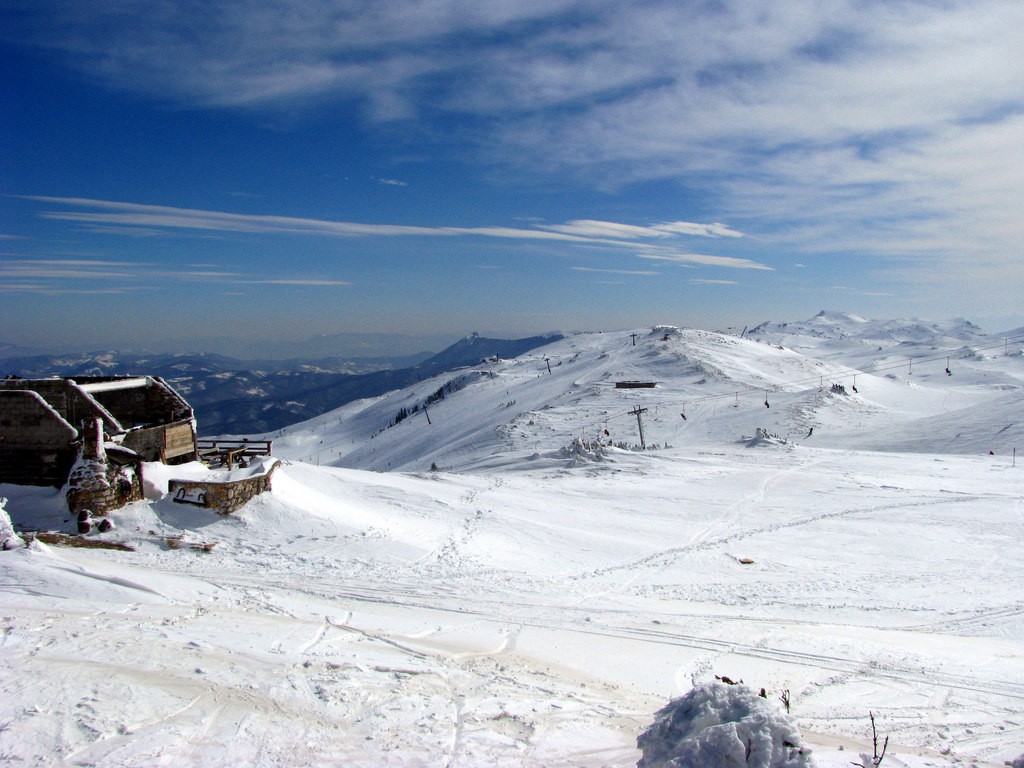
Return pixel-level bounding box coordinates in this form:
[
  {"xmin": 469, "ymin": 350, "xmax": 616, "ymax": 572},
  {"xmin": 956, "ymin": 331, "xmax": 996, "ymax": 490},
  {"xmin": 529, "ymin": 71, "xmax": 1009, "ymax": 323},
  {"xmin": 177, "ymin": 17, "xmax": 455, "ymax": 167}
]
[{"xmin": 146, "ymin": 562, "xmax": 1024, "ymax": 704}]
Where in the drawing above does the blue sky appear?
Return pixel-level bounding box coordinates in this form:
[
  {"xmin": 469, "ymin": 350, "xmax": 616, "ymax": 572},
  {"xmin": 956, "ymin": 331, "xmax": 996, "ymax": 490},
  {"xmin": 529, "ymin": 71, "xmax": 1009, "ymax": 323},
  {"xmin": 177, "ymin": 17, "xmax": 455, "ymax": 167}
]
[{"xmin": 2, "ymin": 0, "xmax": 1023, "ymax": 354}]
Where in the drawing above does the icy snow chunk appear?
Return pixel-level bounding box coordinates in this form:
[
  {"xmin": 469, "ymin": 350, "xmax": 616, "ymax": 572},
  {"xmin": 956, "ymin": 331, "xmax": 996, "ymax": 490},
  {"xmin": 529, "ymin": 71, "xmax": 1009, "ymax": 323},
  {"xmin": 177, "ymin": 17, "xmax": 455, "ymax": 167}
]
[
  {"xmin": 0, "ymin": 497, "xmax": 24, "ymax": 550},
  {"xmin": 637, "ymin": 683, "xmax": 812, "ymax": 768}
]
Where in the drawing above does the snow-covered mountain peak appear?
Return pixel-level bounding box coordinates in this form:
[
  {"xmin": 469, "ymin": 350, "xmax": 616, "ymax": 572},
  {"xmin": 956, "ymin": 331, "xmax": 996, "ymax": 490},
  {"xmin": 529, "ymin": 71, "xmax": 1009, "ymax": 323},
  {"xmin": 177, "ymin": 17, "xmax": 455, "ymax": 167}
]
[
  {"xmin": 749, "ymin": 312, "xmax": 990, "ymax": 352},
  {"xmin": 269, "ymin": 316, "xmax": 1024, "ymax": 472},
  {"xmin": 811, "ymin": 309, "xmax": 870, "ymax": 325}
]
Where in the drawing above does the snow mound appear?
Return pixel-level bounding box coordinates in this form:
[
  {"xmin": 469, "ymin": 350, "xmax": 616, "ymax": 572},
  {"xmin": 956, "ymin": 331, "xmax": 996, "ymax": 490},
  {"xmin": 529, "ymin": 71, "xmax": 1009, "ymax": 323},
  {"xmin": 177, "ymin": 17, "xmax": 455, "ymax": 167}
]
[
  {"xmin": 560, "ymin": 436, "xmax": 612, "ymax": 463},
  {"xmin": 0, "ymin": 497, "xmax": 24, "ymax": 550},
  {"xmin": 744, "ymin": 428, "xmax": 789, "ymax": 448},
  {"xmin": 651, "ymin": 325, "xmax": 684, "ymax": 339},
  {"xmin": 636, "ymin": 683, "xmax": 813, "ymax": 768}
]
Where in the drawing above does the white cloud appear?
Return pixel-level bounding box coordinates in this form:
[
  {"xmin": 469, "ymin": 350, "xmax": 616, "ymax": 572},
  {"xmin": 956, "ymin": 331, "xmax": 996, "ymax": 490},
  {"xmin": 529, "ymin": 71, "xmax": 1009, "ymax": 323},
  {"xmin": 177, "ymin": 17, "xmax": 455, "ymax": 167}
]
[
  {"xmin": 242, "ymin": 279, "xmax": 351, "ymax": 286},
  {"xmin": 0, "ymin": 254, "xmax": 353, "ymax": 294},
  {"xmin": 654, "ymin": 222, "xmax": 743, "ymax": 238},
  {"xmin": 542, "ymin": 219, "xmax": 743, "ymax": 240},
  {"xmin": 7, "ymin": 0, "xmax": 1023, "ymax": 305},
  {"xmin": 636, "ymin": 250, "xmax": 773, "ymax": 271},
  {"xmin": 25, "ymin": 197, "xmax": 769, "ymax": 270},
  {"xmin": 571, "ymin": 266, "xmax": 658, "ymax": 276},
  {"xmin": 0, "ymin": 259, "xmax": 143, "ymax": 280},
  {"xmin": 543, "ymin": 220, "xmax": 673, "ymax": 240}
]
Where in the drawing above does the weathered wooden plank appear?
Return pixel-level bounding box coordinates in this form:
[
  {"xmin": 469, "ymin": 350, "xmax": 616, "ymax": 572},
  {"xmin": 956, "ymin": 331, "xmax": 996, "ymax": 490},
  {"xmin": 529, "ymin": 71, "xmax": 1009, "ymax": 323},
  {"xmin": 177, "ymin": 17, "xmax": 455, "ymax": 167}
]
[{"xmin": 163, "ymin": 422, "xmax": 197, "ymax": 458}]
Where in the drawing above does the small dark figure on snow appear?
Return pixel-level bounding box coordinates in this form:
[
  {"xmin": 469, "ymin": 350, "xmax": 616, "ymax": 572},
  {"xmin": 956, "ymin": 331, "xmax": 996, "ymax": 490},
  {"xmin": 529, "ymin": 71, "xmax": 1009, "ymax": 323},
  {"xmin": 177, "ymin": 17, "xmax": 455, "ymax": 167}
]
[{"xmin": 806, "ymin": 427, "xmax": 813, "ymax": 437}]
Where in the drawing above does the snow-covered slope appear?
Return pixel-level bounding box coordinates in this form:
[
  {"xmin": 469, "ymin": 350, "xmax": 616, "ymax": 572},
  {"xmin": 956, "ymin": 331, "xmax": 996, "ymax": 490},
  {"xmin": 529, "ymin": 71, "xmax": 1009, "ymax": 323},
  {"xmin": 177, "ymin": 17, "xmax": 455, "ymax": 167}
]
[
  {"xmin": 270, "ymin": 320, "xmax": 1024, "ymax": 470},
  {"xmin": 2, "ymin": 314, "xmax": 1023, "ymax": 767}
]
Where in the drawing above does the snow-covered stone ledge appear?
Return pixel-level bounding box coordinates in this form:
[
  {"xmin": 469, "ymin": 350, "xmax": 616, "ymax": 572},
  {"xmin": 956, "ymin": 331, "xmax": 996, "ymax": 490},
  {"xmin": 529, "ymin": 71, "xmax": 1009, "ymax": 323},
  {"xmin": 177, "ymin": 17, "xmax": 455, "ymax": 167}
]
[{"xmin": 168, "ymin": 457, "xmax": 279, "ymax": 515}]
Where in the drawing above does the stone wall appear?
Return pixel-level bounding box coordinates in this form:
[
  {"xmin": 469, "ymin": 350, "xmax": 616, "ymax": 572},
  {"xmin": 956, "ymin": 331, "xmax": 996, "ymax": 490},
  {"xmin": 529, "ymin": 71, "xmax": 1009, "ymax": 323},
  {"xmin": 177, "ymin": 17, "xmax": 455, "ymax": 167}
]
[
  {"xmin": 66, "ymin": 460, "xmax": 144, "ymax": 516},
  {"xmin": 90, "ymin": 378, "xmax": 190, "ymax": 427},
  {"xmin": 1, "ymin": 377, "xmax": 197, "ymax": 489},
  {"xmin": 168, "ymin": 460, "xmax": 279, "ymax": 515},
  {"xmin": 0, "ymin": 390, "xmax": 79, "ymax": 486},
  {"xmin": 0, "ymin": 380, "xmax": 116, "ymax": 432},
  {"xmin": 64, "ymin": 419, "xmax": 144, "ymax": 516}
]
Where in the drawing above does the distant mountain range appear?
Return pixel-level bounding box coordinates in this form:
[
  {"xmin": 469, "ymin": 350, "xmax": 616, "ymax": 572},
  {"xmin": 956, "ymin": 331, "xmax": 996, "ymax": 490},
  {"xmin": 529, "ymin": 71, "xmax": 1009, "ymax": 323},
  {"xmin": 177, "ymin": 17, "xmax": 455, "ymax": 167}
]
[
  {"xmin": 0, "ymin": 333, "xmax": 562, "ymax": 436},
  {"xmin": 747, "ymin": 310, "xmax": 988, "ymax": 344}
]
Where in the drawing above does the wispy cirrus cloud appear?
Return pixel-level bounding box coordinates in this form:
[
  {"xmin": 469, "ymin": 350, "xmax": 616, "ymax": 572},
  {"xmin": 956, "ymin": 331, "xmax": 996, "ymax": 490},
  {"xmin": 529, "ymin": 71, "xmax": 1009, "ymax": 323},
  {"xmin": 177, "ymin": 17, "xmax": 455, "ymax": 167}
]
[
  {"xmin": 635, "ymin": 250, "xmax": 772, "ymax": 271},
  {"xmin": 542, "ymin": 219, "xmax": 742, "ymax": 240},
  {"xmin": 2, "ymin": 286, "xmax": 130, "ymax": 295},
  {"xmin": 571, "ymin": 266, "xmax": 658, "ymax": 276},
  {"xmin": 0, "ymin": 255, "xmax": 350, "ymax": 295},
  {"xmin": 0, "ymin": 258, "xmax": 148, "ymax": 280},
  {"xmin": 243, "ymin": 279, "xmax": 352, "ymax": 286},
  {"xmin": 23, "ymin": 196, "xmax": 767, "ymax": 270}
]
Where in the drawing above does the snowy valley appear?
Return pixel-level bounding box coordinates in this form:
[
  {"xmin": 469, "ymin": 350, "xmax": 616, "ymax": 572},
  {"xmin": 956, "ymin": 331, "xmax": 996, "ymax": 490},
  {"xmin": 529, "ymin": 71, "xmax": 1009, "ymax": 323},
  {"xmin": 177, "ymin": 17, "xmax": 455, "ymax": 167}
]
[{"xmin": 2, "ymin": 312, "xmax": 1023, "ymax": 767}]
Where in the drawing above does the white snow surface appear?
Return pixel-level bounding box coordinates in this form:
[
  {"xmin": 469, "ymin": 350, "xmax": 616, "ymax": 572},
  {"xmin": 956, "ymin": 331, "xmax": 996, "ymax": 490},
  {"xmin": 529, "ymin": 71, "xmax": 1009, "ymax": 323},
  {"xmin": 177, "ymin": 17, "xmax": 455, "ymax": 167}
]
[{"xmin": 2, "ymin": 316, "xmax": 1023, "ymax": 767}]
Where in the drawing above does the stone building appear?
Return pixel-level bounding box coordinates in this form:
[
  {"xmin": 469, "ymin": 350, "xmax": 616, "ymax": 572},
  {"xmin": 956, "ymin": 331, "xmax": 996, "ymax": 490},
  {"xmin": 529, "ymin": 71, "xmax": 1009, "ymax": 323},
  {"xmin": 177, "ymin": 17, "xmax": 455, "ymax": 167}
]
[{"xmin": 0, "ymin": 376, "xmax": 198, "ymax": 513}]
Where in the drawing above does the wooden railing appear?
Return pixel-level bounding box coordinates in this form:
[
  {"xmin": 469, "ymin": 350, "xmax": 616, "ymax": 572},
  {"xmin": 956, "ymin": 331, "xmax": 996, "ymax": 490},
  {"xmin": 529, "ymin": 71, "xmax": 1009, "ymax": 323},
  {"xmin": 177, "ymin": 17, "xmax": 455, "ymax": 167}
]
[{"xmin": 197, "ymin": 439, "xmax": 272, "ymax": 469}]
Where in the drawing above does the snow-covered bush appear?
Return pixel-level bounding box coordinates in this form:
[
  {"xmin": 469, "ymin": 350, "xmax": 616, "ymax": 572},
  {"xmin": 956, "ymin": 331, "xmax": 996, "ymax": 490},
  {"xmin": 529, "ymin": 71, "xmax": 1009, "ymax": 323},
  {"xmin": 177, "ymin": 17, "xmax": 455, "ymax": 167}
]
[
  {"xmin": 637, "ymin": 683, "xmax": 813, "ymax": 768},
  {"xmin": 561, "ymin": 436, "xmax": 609, "ymax": 463}
]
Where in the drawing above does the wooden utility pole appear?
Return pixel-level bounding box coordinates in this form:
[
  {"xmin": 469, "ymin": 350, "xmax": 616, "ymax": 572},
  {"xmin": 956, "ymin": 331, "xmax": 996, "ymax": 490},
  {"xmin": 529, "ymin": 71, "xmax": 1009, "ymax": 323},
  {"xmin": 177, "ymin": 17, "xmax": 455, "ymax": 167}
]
[{"xmin": 631, "ymin": 405, "xmax": 648, "ymax": 449}]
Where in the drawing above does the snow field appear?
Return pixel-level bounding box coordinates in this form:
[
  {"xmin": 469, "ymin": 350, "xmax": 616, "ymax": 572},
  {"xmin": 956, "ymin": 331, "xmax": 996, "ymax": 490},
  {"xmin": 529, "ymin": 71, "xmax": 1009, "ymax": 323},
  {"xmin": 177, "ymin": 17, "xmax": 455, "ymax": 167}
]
[{"xmin": 2, "ymin": 315, "xmax": 1023, "ymax": 766}]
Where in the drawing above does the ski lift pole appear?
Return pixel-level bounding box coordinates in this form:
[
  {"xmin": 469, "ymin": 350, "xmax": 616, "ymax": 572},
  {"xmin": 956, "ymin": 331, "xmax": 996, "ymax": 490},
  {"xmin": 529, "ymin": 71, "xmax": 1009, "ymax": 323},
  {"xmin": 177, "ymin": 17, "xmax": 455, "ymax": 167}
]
[{"xmin": 631, "ymin": 405, "xmax": 648, "ymax": 449}]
